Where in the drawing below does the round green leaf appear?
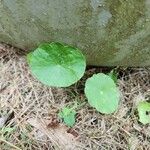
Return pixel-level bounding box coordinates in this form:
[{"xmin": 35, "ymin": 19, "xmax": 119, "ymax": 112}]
[
  {"xmin": 85, "ymin": 73, "xmax": 120, "ymax": 114},
  {"xmin": 137, "ymin": 101, "xmax": 150, "ymax": 125},
  {"xmin": 27, "ymin": 42, "xmax": 86, "ymax": 87},
  {"xmin": 58, "ymin": 107, "xmax": 76, "ymax": 127}
]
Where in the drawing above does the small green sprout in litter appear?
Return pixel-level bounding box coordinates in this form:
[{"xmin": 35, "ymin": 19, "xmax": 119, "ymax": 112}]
[
  {"xmin": 108, "ymin": 69, "xmax": 118, "ymax": 83},
  {"xmin": 0, "ymin": 127, "xmax": 15, "ymax": 135},
  {"xmin": 58, "ymin": 107, "xmax": 76, "ymax": 127}
]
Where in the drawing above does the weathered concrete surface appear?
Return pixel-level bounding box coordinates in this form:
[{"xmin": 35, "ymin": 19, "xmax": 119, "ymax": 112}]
[{"xmin": 0, "ymin": 0, "xmax": 150, "ymax": 66}]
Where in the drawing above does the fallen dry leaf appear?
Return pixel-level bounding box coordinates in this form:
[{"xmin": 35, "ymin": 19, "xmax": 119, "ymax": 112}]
[
  {"xmin": 67, "ymin": 128, "xmax": 79, "ymax": 138},
  {"xmin": 47, "ymin": 116, "xmax": 59, "ymax": 129},
  {"xmin": 27, "ymin": 118, "xmax": 81, "ymax": 150}
]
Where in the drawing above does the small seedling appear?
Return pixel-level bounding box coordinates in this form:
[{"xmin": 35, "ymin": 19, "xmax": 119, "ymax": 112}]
[
  {"xmin": 85, "ymin": 73, "xmax": 120, "ymax": 114},
  {"xmin": 0, "ymin": 127, "xmax": 15, "ymax": 142},
  {"xmin": 108, "ymin": 69, "xmax": 118, "ymax": 83},
  {"xmin": 137, "ymin": 101, "xmax": 150, "ymax": 124},
  {"xmin": 0, "ymin": 127, "xmax": 15, "ymax": 135},
  {"xmin": 27, "ymin": 42, "xmax": 86, "ymax": 87},
  {"xmin": 58, "ymin": 107, "xmax": 76, "ymax": 127}
]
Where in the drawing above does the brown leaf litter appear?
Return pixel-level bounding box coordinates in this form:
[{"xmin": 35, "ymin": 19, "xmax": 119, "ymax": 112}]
[{"xmin": 27, "ymin": 118, "xmax": 81, "ymax": 150}]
